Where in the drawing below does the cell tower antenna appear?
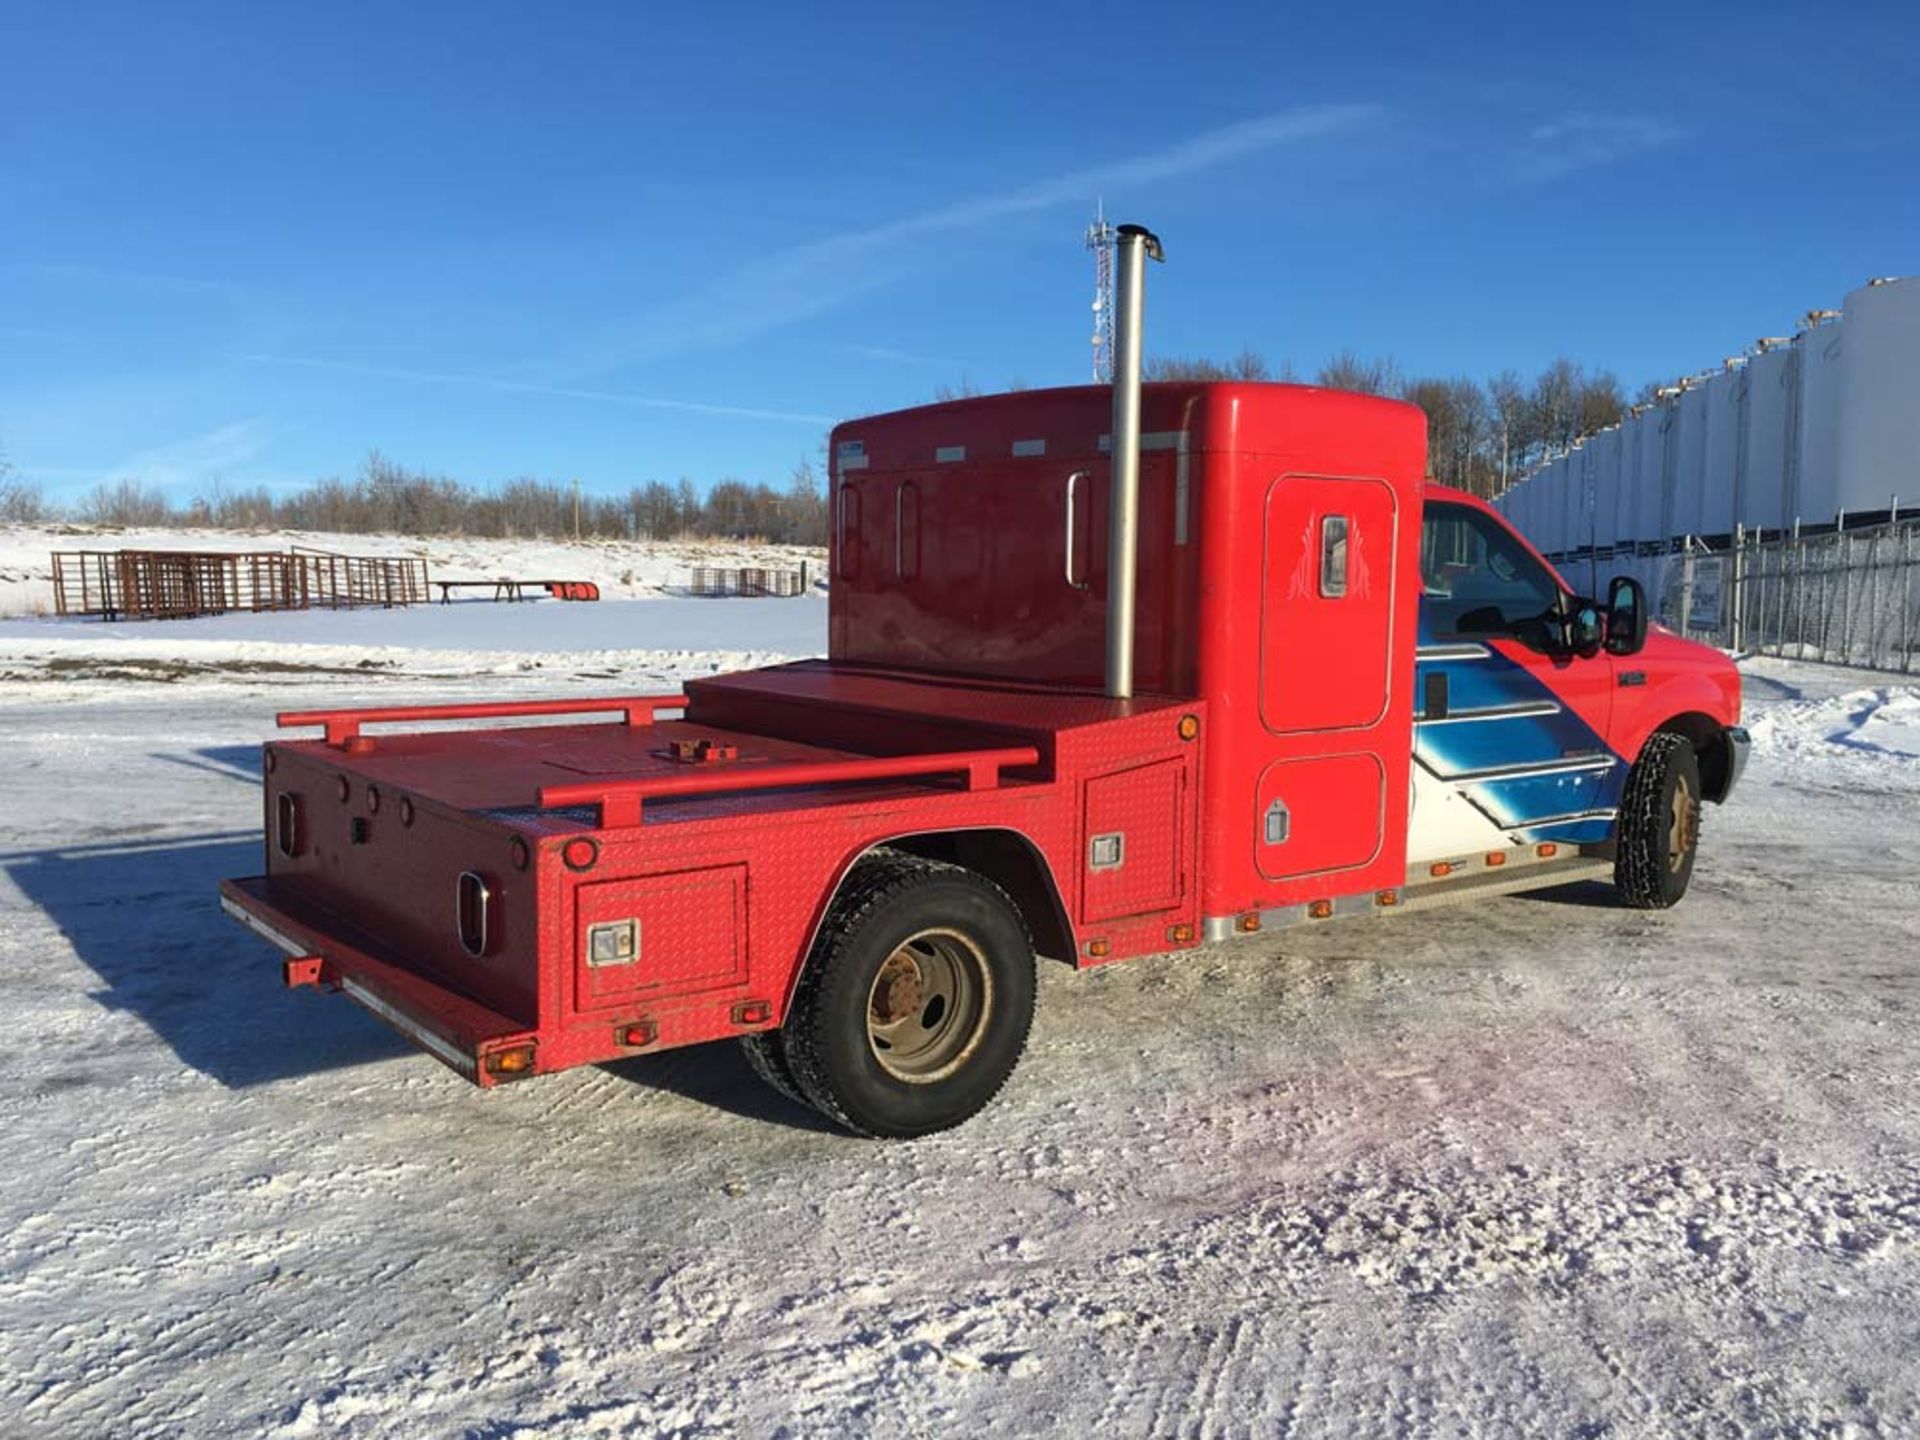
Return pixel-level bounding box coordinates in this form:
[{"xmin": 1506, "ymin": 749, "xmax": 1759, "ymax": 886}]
[{"xmin": 1085, "ymin": 199, "xmax": 1116, "ymax": 383}]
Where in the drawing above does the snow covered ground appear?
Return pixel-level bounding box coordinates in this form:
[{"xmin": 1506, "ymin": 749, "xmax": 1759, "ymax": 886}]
[{"xmin": 3, "ymin": 535, "xmax": 1919, "ymax": 1436}]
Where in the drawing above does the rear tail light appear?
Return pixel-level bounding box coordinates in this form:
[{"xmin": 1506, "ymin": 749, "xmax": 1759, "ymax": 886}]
[
  {"xmin": 276, "ymin": 793, "xmax": 302, "ymax": 858},
  {"xmin": 457, "ymin": 872, "xmax": 492, "ymax": 957}
]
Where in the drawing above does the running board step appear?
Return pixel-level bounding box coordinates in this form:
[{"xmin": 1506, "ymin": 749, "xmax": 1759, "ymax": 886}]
[{"xmin": 1395, "ymin": 855, "xmax": 1615, "ymax": 913}]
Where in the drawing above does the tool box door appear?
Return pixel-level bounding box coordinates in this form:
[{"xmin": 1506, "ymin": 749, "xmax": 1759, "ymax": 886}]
[{"xmin": 1080, "ymin": 758, "xmax": 1187, "ymax": 923}]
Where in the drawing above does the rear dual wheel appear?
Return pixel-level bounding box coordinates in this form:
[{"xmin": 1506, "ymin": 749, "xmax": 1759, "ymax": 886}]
[{"xmin": 741, "ymin": 851, "xmax": 1035, "ymax": 1138}]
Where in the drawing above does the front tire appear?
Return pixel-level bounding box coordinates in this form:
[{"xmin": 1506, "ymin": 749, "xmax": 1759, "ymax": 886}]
[
  {"xmin": 1615, "ymin": 731, "xmax": 1701, "ymax": 909},
  {"xmin": 781, "ymin": 850, "xmax": 1036, "ymax": 1138}
]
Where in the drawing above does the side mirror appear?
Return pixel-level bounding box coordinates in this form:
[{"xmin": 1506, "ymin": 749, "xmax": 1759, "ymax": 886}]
[
  {"xmin": 1605, "ymin": 575, "xmax": 1648, "ymax": 656},
  {"xmin": 1564, "ymin": 600, "xmax": 1604, "ymax": 658}
]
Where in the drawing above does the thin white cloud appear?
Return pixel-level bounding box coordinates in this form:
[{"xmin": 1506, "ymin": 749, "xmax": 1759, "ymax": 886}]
[
  {"xmin": 102, "ymin": 419, "xmax": 271, "ymax": 491},
  {"xmin": 556, "ymin": 103, "xmax": 1384, "ymax": 376},
  {"xmin": 1507, "ymin": 113, "xmax": 1687, "ymax": 184},
  {"xmin": 228, "ymin": 351, "xmax": 835, "ymax": 426},
  {"xmin": 840, "ymin": 343, "xmax": 969, "ymax": 369}
]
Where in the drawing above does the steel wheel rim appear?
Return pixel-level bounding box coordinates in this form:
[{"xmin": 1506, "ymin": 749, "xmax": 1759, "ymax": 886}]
[
  {"xmin": 866, "ymin": 928, "xmax": 993, "ymax": 1084},
  {"xmin": 1668, "ymin": 775, "xmax": 1698, "ymax": 873}
]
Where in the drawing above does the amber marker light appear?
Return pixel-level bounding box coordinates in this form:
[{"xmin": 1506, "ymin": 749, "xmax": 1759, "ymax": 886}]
[
  {"xmin": 1537, "ymin": 843, "xmax": 1559, "ymax": 858},
  {"xmin": 1376, "ymin": 890, "xmax": 1399, "ymax": 907},
  {"xmin": 1429, "ymin": 862, "xmax": 1453, "ymax": 878},
  {"xmin": 1177, "ymin": 714, "xmax": 1200, "ymax": 742},
  {"xmin": 1086, "ymin": 938, "xmax": 1111, "ymax": 958},
  {"xmin": 1485, "ymin": 851, "xmax": 1507, "ymax": 867},
  {"xmin": 484, "ymin": 1044, "xmax": 535, "ymax": 1077},
  {"xmin": 1308, "ymin": 900, "xmax": 1334, "ymax": 920},
  {"xmin": 1236, "ymin": 914, "xmax": 1261, "ymax": 934},
  {"xmin": 1166, "ymin": 923, "xmax": 1195, "ymax": 944}
]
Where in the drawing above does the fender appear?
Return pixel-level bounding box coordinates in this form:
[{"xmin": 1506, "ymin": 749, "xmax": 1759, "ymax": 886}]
[
  {"xmin": 774, "ymin": 825, "xmax": 1076, "ymax": 1016},
  {"xmin": 1609, "ymin": 631, "xmax": 1742, "ymax": 784}
]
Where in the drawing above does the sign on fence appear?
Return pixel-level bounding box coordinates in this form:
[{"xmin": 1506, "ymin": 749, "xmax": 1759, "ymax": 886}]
[{"xmin": 1687, "ymin": 556, "xmax": 1724, "ymax": 631}]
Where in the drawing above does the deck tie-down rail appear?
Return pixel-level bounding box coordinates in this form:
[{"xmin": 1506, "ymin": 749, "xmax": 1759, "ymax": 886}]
[
  {"xmin": 539, "ymin": 745, "xmax": 1043, "ymax": 829},
  {"xmin": 278, "ymin": 695, "xmax": 689, "ymax": 751}
]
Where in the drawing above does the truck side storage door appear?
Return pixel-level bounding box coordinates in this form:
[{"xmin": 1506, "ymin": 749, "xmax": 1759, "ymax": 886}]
[
  {"xmin": 1253, "ymin": 474, "xmax": 1401, "ymax": 882},
  {"xmin": 1411, "ymin": 501, "xmax": 1620, "ymax": 854}
]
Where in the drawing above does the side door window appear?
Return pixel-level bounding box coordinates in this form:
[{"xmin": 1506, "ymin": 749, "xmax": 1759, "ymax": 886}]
[{"xmin": 1419, "ymin": 502, "xmax": 1561, "ymax": 647}]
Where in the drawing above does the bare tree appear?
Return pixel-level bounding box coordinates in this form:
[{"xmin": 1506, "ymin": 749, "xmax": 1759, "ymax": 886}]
[
  {"xmin": 0, "ymin": 450, "xmax": 47, "ymax": 524},
  {"xmin": 1530, "ymin": 358, "xmax": 1582, "ymax": 456},
  {"xmin": 78, "ymin": 478, "xmax": 173, "ymax": 527},
  {"xmin": 1145, "ymin": 348, "xmax": 1280, "ymax": 382},
  {"xmin": 1401, "ymin": 377, "xmax": 1494, "ymax": 494},
  {"xmin": 1316, "ymin": 351, "xmax": 1400, "ymax": 396},
  {"xmin": 1576, "ymin": 369, "xmax": 1625, "ymax": 436},
  {"xmin": 1485, "ymin": 370, "xmax": 1528, "ymax": 490},
  {"xmin": 785, "ymin": 459, "xmax": 826, "ymax": 546}
]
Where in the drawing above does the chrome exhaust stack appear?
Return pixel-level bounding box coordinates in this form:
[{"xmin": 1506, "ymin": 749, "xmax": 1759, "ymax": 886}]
[{"xmin": 1105, "ymin": 223, "xmax": 1163, "ymax": 700}]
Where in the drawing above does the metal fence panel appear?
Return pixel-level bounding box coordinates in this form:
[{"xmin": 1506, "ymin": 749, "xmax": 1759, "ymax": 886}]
[
  {"xmin": 1655, "ymin": 519, "xmax": 1920, "ymax": 673},
  {"xmin": 51, "ymin": 547, "xmax": 431, "ymax": 620},
  {"xmin": 687, "ymin": 565, "xmax": 810, "ymax": 598}
]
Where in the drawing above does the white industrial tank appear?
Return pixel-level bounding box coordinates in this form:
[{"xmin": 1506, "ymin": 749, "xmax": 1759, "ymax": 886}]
[
  {"xmin": 1700, "ymin": 365, "xmax": 1742, "ymax": 539},
  {"xmin": 1835, "ymin": 277, "xmax": 1920, "ymax": 518},
  {"xmin": 1542, "ymin": 456, "xmax": 1568, "ymax": 555},
  {"xmin": 1533, "ymin": 461, "xmax": 1558, "ymax": 554},
  {"xmin": 1653, "ymin": 394, "xmax": 1682, "ymax": 540},
  {"xmin": 1638, "ymin": 403, "xmax": 1668, "ymax": 544},
  {"xmin": 1590, "ymin": 428, "xmax": 1620, "ymax": 550},
  {"xmin": 1740, "ymin": 344, "xmax": 1793, "ymax": 531},
  {"xmin": 1794, "ymin": 318, "xmax": 1845, "ymax": 525},
  {"xmin": 1567, "ymin": 447, "xmax": 1589, "ymax": 553},
  {"xmin": 1672, "ymin": 383, "xmax": 1711, "ymax": 537},
  {"xmin": 1614, "ymin": 417, "xmax": 1641, "ymax": 548},
  {"xmin": 1560, "ymin": 454, "xmax": 1577, "ymax": 551}
]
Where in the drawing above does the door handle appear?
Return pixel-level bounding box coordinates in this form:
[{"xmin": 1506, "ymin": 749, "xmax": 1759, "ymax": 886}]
[{"xmin": 1065, "ymin": 471, "xmax": 1089, "ymax": 590}]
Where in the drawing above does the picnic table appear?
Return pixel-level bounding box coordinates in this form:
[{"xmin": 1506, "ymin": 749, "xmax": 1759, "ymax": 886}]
[{"xmin": 433, "ymin": 579, "xmax": 600, "ymax": 604}]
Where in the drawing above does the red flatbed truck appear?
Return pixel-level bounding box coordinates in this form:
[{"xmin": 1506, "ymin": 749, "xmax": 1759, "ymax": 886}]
[{"xmin": 220, "ymin": 227, "xmax": 1748, "ymax": 1136}]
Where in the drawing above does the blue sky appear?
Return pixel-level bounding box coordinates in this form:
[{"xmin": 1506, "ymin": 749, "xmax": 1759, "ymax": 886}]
[{"xmin": 2, "ymin": 1, "xmax": 1915, "ymax": 503}]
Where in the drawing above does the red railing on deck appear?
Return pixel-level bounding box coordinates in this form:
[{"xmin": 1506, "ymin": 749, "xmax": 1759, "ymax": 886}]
[
  {"xmin": 538, "ymin": 745, "xmax": 1042, "ymax": 829},
  {"xmin": 278, "ymin": 695, "xmax": 689, "ymax": 750}
]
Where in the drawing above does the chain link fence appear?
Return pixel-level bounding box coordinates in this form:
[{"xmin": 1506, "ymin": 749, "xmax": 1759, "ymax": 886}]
[{"xmin": 1616, "ymin": 519, "xmax": 1920, "ymax": 674}]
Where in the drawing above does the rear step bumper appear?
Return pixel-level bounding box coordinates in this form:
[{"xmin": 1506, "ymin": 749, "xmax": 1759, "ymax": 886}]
[{"xmin": 219, "ymin": 876, "xmax": 537, "ymax": 1087}]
